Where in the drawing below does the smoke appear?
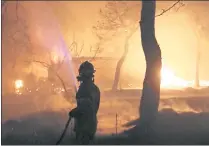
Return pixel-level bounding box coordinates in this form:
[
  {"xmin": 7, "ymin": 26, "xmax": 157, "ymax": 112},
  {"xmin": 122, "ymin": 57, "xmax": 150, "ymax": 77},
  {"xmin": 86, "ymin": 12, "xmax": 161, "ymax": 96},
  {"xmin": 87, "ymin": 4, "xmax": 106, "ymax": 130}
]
[{"xmin": 25, "ymin": 1, "xmax": 77, "ymax": 91}]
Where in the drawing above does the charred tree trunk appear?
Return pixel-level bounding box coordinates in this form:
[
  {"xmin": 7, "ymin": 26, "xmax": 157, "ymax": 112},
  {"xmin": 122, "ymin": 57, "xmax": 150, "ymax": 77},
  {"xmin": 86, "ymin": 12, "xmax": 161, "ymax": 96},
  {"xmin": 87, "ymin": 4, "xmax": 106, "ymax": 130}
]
[{"xmin": 139, "ymin": 0, "xmax": 162, "ymax": 136}]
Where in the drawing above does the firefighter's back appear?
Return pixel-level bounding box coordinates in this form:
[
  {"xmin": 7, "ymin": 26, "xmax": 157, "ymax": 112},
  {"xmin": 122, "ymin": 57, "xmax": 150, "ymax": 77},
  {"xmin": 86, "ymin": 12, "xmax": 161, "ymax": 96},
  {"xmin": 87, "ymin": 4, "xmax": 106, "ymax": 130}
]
[
  {"xmin": 71, "ymin": 61, "xmax": 100, "ymax": 144},
  {"xmin": 75, "ymin": 81, "xmax": 100, "ymax": 139}
]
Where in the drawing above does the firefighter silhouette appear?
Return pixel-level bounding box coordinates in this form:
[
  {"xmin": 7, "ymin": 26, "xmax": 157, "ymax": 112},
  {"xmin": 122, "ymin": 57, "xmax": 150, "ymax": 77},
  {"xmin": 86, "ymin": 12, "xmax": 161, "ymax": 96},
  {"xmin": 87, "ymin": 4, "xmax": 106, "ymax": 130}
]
[{"xmin": 69, "ymin": 61, "xmax": 100, "ymax": 144}]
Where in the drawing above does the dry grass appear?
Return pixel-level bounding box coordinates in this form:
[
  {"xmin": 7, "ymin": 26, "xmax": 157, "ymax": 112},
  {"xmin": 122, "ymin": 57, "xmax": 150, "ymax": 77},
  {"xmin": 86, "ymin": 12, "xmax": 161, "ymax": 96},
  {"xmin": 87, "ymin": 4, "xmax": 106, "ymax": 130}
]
[{"xmin": 2, "ymin": 92, "xmax": 209, "ymax": 144}]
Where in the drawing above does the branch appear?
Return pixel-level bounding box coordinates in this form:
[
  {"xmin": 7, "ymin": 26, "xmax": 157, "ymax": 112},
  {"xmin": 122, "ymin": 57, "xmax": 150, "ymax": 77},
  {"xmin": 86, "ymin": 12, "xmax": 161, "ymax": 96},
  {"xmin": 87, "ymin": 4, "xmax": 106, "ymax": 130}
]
[
  {"xmin": 30, "ymin": 60, "xmax": 50, "ymax": 68},
  {"xmin": 93, "ymin": 0, "xmax": 184, "ymax": 61},
  {"xmin": 68, "ymin": 34, "xmax": 81, "ymax": 57},
  {"xmin": 29, "ymin": 59, "xmax": 70, "ymax": 100},
  {"xmin": 155, "ymin": 0, "xmax": 183, "ymax": 18},
  {"xmin": 98, "ymin": 2, "xmax": 139, "ymax": 30},
  {"xmin": 56, "ymin": 53, "xmax": 67, "ymax": 71},
  {"xmin": 69, "ymin": 41, "xmax": 76, "ymax": 52},
  {"xmin": 90, "ymin": 46, "xmax": 101, "ymax": 61},
  {"xmin": 139, "ymin": 1, "xmax": 184, "ymax": 24},
  {"xmin": 77, "ymin": 41, "xmax": 84, "ymax": 57},
  {"xmin": 2, "ymin": 1, "xmax": 33, "ymax": 69},
  {"xmin": 54, "ymin": 71, "xmax": 69, "ymax": 98}
]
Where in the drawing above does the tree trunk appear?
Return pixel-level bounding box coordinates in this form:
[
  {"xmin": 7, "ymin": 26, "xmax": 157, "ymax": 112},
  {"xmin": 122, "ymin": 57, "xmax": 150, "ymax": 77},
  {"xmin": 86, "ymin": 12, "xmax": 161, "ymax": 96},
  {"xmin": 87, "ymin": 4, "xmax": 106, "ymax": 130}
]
[
  {"xmin": 112, "ymin": 26, "xmax": 139, "ymax": 91},
  {"xmin": 195, "ymin": 49, "xmax": 200, "ymax": 88},
  {"xmin": 139, "ymin": 0, "xmax": 162, "ymax": 136},
  {"xmin": 194, "ymin": 23, "xmax": 201, "ymax": 88},
  {"xmin": 112, "ymin": 40, "xmax": 128, "ymax": 91},
  {"xmin": 1, "ymin": 1, "xmax": 5, "ymax": 7}
]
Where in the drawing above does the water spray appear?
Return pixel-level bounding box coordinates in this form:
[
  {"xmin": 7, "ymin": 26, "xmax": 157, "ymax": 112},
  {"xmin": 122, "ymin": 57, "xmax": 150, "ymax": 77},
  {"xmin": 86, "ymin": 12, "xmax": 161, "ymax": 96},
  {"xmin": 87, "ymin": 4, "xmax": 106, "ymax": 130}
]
[
  {"xmin": 28, "ymin": 2, "xmax": 78, "ymax": 93},
  {"xmin": 27, "ymin": 3, "xmax": 78, "ymax": 144}
]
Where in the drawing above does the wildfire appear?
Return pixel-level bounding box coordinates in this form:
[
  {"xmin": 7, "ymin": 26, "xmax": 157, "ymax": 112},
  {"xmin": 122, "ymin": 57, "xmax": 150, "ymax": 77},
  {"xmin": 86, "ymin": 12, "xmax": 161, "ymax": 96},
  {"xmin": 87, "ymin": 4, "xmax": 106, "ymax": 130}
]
[
  {"xmin": 160, "ymin": 65, "xmax": 209, "ymax": 88},
  {"xmin": 15, "ymin": 80, "xmax": 23, "ymax": 89},
  {"xmin": 14, "ymin": 80, "xmax": 24, "ymax": 95},
  {"xmin": 161, "ymin": 65, "xmax": 188, "ymax": 88}
]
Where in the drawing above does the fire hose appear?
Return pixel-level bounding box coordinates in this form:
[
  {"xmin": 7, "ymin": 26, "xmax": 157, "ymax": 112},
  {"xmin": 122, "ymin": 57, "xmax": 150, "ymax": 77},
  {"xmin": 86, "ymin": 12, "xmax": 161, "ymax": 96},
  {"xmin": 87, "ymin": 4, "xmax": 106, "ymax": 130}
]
[
  {"xmin": 56, "ymin": 76, "xmax": 78, "ymax": 145},
  {"xmin": 56, "ymin": 116, "xmax": 72, "ymax": 145}
]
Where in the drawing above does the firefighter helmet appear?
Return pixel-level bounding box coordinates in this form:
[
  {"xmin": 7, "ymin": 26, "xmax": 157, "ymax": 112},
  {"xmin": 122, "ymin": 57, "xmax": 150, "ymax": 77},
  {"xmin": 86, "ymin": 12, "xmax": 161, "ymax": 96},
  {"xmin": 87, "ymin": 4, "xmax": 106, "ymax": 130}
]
[{"xmin": 77, "ymin": 61, "xmax": 95, "ymax": 81}]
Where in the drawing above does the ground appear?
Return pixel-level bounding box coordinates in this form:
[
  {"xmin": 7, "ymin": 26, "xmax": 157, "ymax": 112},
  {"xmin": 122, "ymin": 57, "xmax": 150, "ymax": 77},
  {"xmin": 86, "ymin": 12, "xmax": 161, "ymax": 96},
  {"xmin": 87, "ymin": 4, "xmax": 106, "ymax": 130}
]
[{"xmin": 2, "ymin": 90, "xmax": 209, "ymax": 145}]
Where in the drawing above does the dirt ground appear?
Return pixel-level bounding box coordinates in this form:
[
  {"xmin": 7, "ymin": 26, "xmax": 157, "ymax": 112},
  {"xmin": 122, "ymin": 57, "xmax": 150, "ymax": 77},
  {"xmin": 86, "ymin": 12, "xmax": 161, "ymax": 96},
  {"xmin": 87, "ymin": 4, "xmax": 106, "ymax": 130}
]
[{"xmin": 2, "ymin": 92, "xmax": 209, "ymax": 145}]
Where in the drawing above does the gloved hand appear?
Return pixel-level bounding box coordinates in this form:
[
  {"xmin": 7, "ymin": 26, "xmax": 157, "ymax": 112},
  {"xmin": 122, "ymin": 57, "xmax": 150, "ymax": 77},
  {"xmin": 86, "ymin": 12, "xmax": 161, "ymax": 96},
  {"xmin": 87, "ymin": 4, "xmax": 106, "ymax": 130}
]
[{"xmin": 69, "ymin": 108, "xmax": 77, "ymax": 117}]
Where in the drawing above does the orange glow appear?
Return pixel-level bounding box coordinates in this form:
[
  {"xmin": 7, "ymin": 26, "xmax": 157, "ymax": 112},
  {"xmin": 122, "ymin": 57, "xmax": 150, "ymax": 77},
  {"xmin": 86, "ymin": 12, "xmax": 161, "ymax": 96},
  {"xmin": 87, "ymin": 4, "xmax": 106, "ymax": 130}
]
[
  {"xmin": 14, "ymin": 79, "xmax": 24, "ymax": 95},
  {"xmin": 15, "ymin": 80, "xmax": 24, "ymax": 89},
  {"xmin": 122, "ymin": 12, "xmax": 209, "ymax": 89},
  {"xmin": 161, "ymin": 65, "xmax": 209, "ymax": 88},
  {"xmin": 51, "ymin": 52, "xmax": 59, "ymax": 63},
  {"xmin": 161, "ymin": 65, "xmax": 189, "ymax": 88}
]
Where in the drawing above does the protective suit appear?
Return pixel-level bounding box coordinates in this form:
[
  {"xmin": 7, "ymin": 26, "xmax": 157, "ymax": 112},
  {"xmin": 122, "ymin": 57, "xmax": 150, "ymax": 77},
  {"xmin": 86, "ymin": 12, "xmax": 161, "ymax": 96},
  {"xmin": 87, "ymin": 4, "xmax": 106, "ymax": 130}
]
[{"xmin": 69, "ymin": 61, "xmax": 100, "ymax": 144}]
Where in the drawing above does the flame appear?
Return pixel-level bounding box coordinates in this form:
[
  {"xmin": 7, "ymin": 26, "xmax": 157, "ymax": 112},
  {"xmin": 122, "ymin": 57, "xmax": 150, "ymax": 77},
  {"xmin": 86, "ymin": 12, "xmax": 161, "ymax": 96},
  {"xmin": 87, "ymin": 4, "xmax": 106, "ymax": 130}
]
[
  {"xmin": 15, "ymin": 80, "xmax": 23, "ymax": 89},
  {"xmin": 161, "ymin": 65, "xmax": 189, "ymax": 88},
  {"xmin": 14, "ymin": 80, "xmax": 24, "ymax": 95},
  {"xmin": 160, "ymin": 65, "xmax": 209, "ymax": 88}
]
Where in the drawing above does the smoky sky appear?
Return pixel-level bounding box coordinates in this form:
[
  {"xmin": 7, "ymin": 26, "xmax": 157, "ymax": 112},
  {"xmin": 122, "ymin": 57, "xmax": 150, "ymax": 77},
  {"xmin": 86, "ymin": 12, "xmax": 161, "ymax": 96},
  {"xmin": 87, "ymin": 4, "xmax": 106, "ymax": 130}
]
[{"xmin": 2, "ymin": 1, "xmax": 209, "ymax": 80}]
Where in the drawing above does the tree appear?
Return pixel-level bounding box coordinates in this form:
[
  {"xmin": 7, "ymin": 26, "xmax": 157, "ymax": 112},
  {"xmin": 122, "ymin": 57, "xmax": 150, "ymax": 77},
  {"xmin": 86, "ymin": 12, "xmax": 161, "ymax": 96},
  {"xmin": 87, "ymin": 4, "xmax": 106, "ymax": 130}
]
[
  {"xmin": 94, "ymin": 1, "xmax": 140, "ymax": 91},
  {"xmin": 30, "ymin": 39, "xmax": 88, "ymax": 103},
  {"xmin": 183, "ymin": 2, "xmax": 209, "ymax": 88},
  {"xmin": 2, "ymin": 1, "xmax": 33, "ymax": 94},
  {"xmin": 194, "ymin": 23, "xmax": 201, "ymax": 88},
  {"xmin": 94, "ymin": 1, "xmax": 184, "ymax": 91},
  {"xmin": 138, "ymin": 1, "xmax": 162, "ymax": 139},
  {"xmin": 30, "ymin": 51, "xmax": 74, "ymax": 101},
  {"xmin": 2, "ymin": 1, "xmax": 32, "ymax": 63},
  {"xmin": 138, "ymin": 0, "xmax": 182, "ymax": 140},
  {"xmin": 189, "ymin": 9, "xmax": 208, "ymax": 88}
]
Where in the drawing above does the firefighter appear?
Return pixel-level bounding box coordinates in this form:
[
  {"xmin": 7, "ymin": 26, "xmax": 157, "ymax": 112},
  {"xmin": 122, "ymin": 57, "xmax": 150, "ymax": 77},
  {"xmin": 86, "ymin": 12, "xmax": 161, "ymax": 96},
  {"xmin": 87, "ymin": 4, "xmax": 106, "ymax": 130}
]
[{"xmin": 69, "ymin": 61, "xmax": 100, "ymax": 144}]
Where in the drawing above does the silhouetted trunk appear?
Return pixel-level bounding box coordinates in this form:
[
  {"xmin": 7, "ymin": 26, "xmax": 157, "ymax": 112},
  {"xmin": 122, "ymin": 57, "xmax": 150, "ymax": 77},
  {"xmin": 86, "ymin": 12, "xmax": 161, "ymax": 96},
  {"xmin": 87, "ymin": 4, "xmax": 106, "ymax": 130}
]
[
  {"xmin": 112, "ymin": 27, "xmax": 139, "ymax": 91},
  {"xmin": 139, "ymin": 0, "xmax": 162, "ymax": 136},
  {"xmin": 1, "ymin": 1, "xmax": 5, "ymax": 7}
]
